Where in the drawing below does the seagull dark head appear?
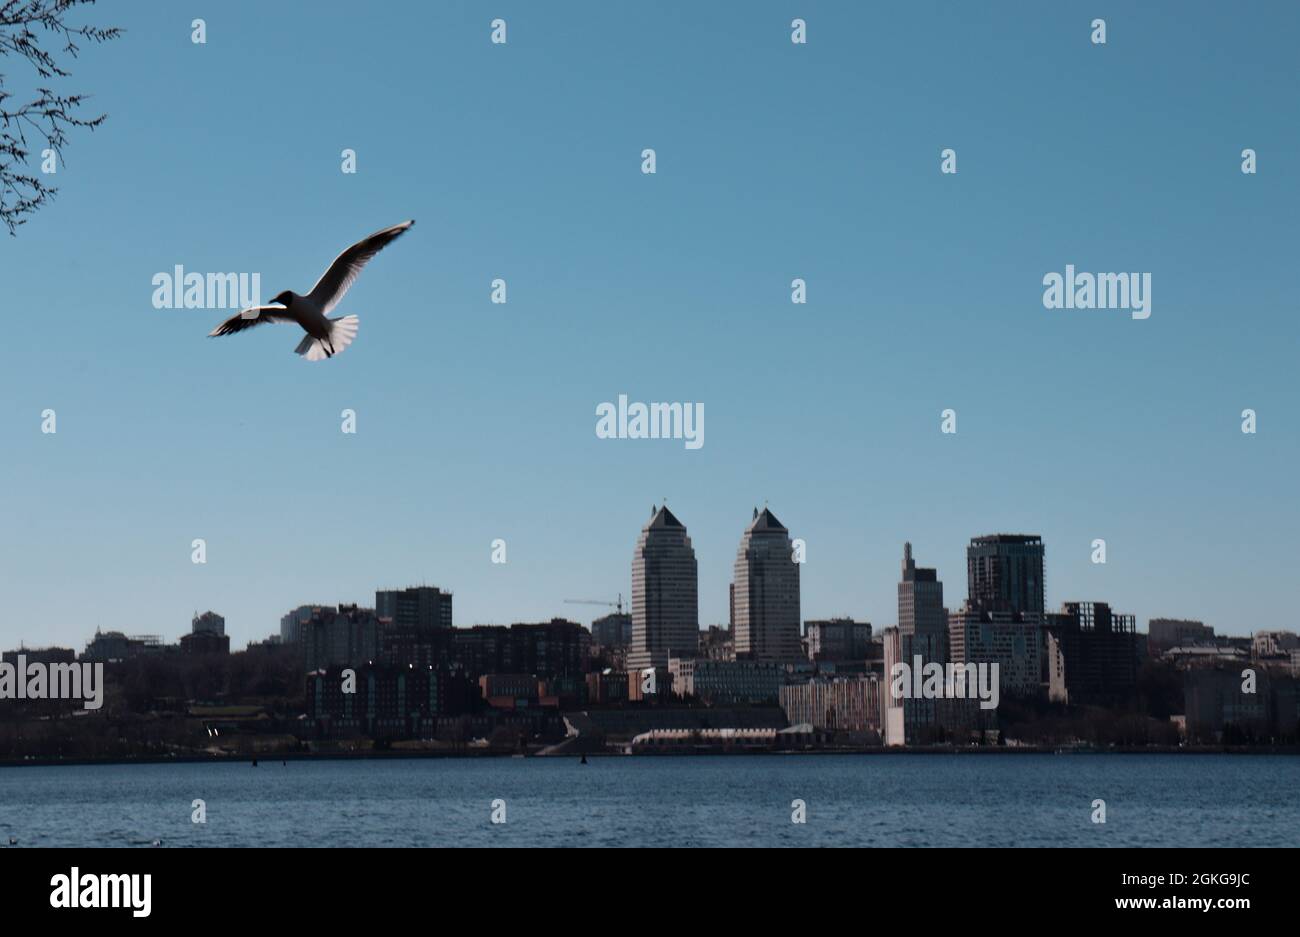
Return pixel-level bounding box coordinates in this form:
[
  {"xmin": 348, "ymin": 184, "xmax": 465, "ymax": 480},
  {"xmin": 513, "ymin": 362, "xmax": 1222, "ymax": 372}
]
[{"xmin": 271, "ymin": 290, "xmax": 294, "ymax": 307}]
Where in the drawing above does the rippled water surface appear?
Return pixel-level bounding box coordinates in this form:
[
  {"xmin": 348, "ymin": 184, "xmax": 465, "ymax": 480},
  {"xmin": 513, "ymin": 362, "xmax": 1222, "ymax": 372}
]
[{"xmin": 1, "ymin": 753, "xmax": 1296, "ymax": 847}]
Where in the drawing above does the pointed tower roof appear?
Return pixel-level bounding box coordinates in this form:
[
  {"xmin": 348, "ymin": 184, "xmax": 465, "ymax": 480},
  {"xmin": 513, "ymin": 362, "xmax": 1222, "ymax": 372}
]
[
  {"xmin": 748, "ymin": 507, "xmax": 786, "ymax": 531},
  {"xmin": 647, "ymin": 505, "xmax": 685, "ymax": 529}
]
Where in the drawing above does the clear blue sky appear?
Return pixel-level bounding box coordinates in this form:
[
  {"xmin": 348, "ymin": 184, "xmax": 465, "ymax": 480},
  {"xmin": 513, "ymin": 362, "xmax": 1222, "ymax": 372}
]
[{"xmin": 2, "ymin": 1, "xmax": 1296, "ymax": 650}]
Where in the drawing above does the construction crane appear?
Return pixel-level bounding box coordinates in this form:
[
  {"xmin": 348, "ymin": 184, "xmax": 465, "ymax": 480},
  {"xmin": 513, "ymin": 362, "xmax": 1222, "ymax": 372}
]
[{"xmin": 563, "ymin": 594, "xmax": 625, "ymax": 616}]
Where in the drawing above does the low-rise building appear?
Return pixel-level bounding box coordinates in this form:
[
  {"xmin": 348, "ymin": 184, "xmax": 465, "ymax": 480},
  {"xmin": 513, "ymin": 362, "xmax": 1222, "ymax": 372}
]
[
  {"xmin": 779, "ymin": 675, "xmax": 880, "ymax": 732},
  {"xmin": 1184, "ymin": 667, "xmax": 1299, "ymax": 742},
  {"xmin": 2, "ymin": 646, "xmax": 76, "ymax": 666},
  {"xmin": 1163, "ymin": 645, "xmax": 1250, "ymax": 669},
  {"xmin": 1253, "ymin": 631, "xmax": 1299, "ymax": 660},
  {"xmin": 1148, "ymin": 618, "xmax": 1214, "ymax": 655},
  {"xmin": 305, "ymin": 664, "xmax": 477, "ymax": 738},
  {"xmin": 585, "ymin": 668, "xmax": 629, "ymax": 705},
  {"xmin": 697, "ymin": 625, "xmax": 735, "ymax": 661},
  {"xmin": 180, "ymin": 630, "xmax": 230, "ymax": 655},
  {"xmin": 668, "ymin": 657, "xmax": 782, "ymax": 704},
  {"xmin": 82, "ymin": 630, "xmax": 171, "ymax": 662},
  {"xmin": 479, "ymin": 673, "xmax": 541, "ymax": 710}
]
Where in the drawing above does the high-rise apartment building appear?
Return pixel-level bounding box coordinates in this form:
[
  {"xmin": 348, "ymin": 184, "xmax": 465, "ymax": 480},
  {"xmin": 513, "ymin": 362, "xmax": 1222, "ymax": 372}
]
[
  {"xmin": 191, "ymin": 610, "xmax": 225, "ymax": 636},
  {"xmin": 280, "ymin": 605, "xmax": 316, "ymax": 644},
  {"xmin": 804, "ymin": 618, "xmax": 872, "ymax": 663},
  {"xmin": 966, "ymin": 534, "xmax": 1045, "ymax": 617},
  {"xmin": 947, "ymin": 608, "xmax": 1041, "ymax": 697},
  {"xmin": 301, "ymin": 604, "xmax": 380, "ymax": 672},
  {"xmin": 1044, "ymin": 601, "xmax": 1138, "ymax": 705},
  {"xmin": 375, "ymin": 586, "xmax": 453, "ymax": 631},
  {"xmin": 591, "ymin": 612, "xmax": 632, "ymax": 648}
]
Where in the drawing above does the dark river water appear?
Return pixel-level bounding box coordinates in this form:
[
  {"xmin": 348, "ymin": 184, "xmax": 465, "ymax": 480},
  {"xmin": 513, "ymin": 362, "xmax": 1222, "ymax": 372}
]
[{"xmin": 1, "ymin": 753, "xmax": 1296, "ymax": 847}]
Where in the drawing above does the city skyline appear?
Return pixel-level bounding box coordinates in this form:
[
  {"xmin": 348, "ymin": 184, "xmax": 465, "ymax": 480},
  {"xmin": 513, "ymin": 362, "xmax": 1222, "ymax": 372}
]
[{"xmin": 11, "ymin": 509, "xmax": 1232, "ymax": 656}]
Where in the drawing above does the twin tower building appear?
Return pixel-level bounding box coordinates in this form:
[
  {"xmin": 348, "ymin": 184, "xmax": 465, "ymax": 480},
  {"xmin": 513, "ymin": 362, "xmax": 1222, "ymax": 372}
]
[{"xmin": 628, "ymin": 505, "xmax": 801, "ymax": 672}]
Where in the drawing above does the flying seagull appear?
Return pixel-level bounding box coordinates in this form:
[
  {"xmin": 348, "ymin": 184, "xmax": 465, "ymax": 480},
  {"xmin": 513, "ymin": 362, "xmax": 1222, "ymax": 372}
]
[{"xmin": 208, "ymin": 219, "xmax": 414, "ymax": 360}]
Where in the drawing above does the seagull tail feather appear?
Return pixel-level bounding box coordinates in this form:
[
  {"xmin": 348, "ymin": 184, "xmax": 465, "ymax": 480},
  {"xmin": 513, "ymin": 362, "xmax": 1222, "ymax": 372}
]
[{"xmin": 295, "ymin": 315, "xmax": 360, "ymax": 362}]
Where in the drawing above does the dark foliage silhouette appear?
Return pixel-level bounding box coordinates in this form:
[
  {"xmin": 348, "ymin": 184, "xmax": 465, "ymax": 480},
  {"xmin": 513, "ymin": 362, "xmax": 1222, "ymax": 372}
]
[{"xmin": 1, "ymin": 0, "xmax": 119, "ymax": 234}]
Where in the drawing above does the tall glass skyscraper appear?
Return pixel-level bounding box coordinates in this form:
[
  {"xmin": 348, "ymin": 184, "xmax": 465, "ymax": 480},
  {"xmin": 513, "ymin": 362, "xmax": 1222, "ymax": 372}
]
[
  {"xmin": 898, "ymin": 542, "xmax": 947, "ymax": 639},
  {"xmin": 629, "ymin": 505, "xmax": 699, "ymax": 672},
  {"xmin": 732, "ymin": 507, "xmax": 802, "ymax": 662}
]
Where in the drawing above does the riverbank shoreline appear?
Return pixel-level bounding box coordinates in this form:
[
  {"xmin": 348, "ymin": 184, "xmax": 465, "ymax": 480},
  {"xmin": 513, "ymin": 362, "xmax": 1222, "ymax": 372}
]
[{"xmin": 2, "ymin": 744, "xmax": 1297, "ymax": 769}]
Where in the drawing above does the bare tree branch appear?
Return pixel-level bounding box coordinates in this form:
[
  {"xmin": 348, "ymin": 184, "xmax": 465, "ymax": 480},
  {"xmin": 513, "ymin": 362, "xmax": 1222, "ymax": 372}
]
[{"xmin": 1, "ymin": 0, "xmax": 120, "ymax": 234}]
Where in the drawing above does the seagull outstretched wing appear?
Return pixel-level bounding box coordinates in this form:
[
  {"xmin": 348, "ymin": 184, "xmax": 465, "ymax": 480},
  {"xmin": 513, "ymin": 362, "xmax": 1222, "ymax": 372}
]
[
  {"xmin": 306, "ymin": 219, "xmax": 414, "ymax": 314},
  {"xmin": 208, "ymin": 305, "xmax": 299, "ymax": 337}
]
